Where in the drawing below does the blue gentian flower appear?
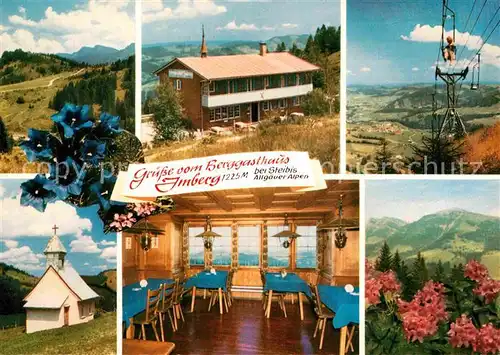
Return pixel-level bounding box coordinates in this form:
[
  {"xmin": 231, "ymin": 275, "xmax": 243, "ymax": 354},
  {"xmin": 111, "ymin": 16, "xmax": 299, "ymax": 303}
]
[
  {"xmin": 44, "ymin": 158, "xmax": 86, "ymax": 199},
  {"xmin": 20, "ymin": 174, "xmax": 57, "ymax": 212},
  {"xmin": 19, "ymin": 129, "xmax": 61, "ymax": 162},
  {"xmin": 90, "ymin": 173, "xmax": 118, "ymax": 212},
  {"xmin": 80, "ymin": 139, "xmax": 106, "ymax": 166},
  {"xmin": 96, "ymin": 112, "xmax": 122, "ymax": 136},
  {"xmin": 51, "ymin": 103, "xmax": 93, "ymax": 139}
]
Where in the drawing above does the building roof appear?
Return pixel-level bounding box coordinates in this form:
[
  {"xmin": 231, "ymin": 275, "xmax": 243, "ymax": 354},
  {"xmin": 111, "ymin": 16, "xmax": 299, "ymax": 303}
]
[
  {"xmin": 44, "ymin": 234, "xmax": 67, "ymax": 254},
  {"xmin": 58, "ymin": 265, "xmax": 100, "ymax": 301},
  {"xmin": 24, "ymin": 292, "xmax": 68, "ymax": 309},
  {"xmin": 24, "ymin": 265, "xmax": 99, "ymax": 308},
  {"xmin": 155, "ymin": 52, "xmax": 320, "ymax": 80}
]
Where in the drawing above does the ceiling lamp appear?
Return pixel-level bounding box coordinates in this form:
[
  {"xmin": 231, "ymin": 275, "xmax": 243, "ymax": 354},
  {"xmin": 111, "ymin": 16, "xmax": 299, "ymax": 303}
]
[
  {"xmin": 127, "ymin": 218, "xmax": 164, "ymax": 251},
  {"xmin": 270, "ymin": 214, "xmax": 300, "ymax": 249},
  {"xmin": 195, "ymin": 216, "xmax": 222, "ymax": 249},
  {"xmin": 335, "ymin": 194, "xmax": 347, "ymax": 249}
]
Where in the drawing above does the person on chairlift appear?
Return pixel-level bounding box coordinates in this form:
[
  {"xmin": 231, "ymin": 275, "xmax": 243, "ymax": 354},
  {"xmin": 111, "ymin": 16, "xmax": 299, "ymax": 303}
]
[{"xmin": 443, "ymin": 36, "xmax": 456, "ymax": 63}]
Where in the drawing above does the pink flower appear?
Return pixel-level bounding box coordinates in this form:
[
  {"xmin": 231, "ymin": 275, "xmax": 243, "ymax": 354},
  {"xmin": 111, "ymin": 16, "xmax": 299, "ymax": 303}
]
[
  {"xmin": 365, "ymin": 278, "xmax": 383, "ymax": 305},
  {"xmin": 109, "ymin": 212, "xmax": 137, "ymax": 231},
  {"xmin": 398, "ymin": 281, "xmax": 448, "ymax": 343},
  {"xmin": 401, "ymin": 312, "xmax": 439, "ymax": 343},
  {"xmin": 378, "ymin": 270, "xmax": 401, "ymax": 294},
  {"xmin": 464, "ymin": 260, "xmax": 489, "ymax": 282},
  {"xmin": 474, "ymin": 323, "xmax": 500, "ymax": 355},
  {"xmin": 448, "ymin": 314, "xmax": 479, "ymax": 349},
  {"xmin": 365, "ymin": 259, "xmax": 375, "ymax": 278},
  {"xmin": 473, "ymin": 278, "xmax": 500, "ymax": 304},
  {"xmin": 132, "ymin": 203, "xmax": 157, "ymax": 217}
]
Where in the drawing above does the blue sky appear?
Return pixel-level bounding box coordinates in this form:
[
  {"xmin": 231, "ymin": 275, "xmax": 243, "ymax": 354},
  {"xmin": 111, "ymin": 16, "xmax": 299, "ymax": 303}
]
[
  {"xmin": 142, "ymin": 0, "xmax": 340, "ymax": 45},
  {"xmin": 347, "ymin": 0, "xmax": 500, "ymax": 85},
  {"xmin": 0, "ymin": 177, "xmax": 116, "ymax": 277},
  {"xmin": 366, "ymin": 179, "xmax": 500, "ymax": 222},
  {"xmin": 0, "ymin": 0, "xmax": 135, "ymax": 55}
]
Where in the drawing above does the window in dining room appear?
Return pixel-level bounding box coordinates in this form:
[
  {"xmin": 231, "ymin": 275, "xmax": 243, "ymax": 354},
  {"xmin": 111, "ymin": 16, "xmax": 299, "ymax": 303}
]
[
  {"xmin": 189, "ymin": 226, "xmax": 205, "ymax": 265},
  {"xmin": 238, "ymin": 225, "xmax": 260, "ymax": 266},
  {"xmin": 267, "ymin": 225, "xmax": 290, "ymax": 267},
  {"xmin": 212, "ymin": 226, "xmax": 232, "ymax": 266},
  {"xmin": 295, "ymin": 225, "xmax": 317, "ymax": 268}
]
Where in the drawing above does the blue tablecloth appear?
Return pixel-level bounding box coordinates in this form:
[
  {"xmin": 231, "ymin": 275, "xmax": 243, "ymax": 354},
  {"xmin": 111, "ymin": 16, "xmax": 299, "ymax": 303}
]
[
  {"xmin": 264, "ymin": 272, "xmax": 311, "ymax": 297},
  {"xmin": 318, "ymin": 285, "xmax": 359, "ymax": 328},
  {"xmin": 184, "ymin": 270, "xmax": 228, "ymax": 291},
  {"xmin": 122, "ymin": 278, "xmax": 173, "ymax": 327}
]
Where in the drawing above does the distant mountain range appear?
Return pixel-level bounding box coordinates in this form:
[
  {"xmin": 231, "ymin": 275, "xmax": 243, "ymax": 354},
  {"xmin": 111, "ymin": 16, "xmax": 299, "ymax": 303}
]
[
  {"xmin": 58, "ymin": 44, "xmax": 135, "ymax": 65},
  {"xmin": 366, "ymin": 209, "xmax": 499, "ymax": 277},
  {"xmin": 142, "ymin": 34, "xmax": 310, "ymax": 89}
]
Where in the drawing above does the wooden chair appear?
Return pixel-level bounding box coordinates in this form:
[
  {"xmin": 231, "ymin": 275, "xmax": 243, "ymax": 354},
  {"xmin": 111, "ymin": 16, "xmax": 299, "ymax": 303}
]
[
  {"xmin": 310, "ymin": 284, "xmax": 334, "ymax": 350},
  {"xmin": 157, "ymin": 283, "xmax": 176, "ymax": 340},
  {"xmin": 131, "ymin": 285, "xmax": 163, "ymax": 342},
  {"xmin": 260, "ymin": 269, "xmax": 287, "ymax": 317},
  {"xmin": 208, "ymin": 271, "xmax": 233, "ymax": 313},
  {"xmin": 172, "ymin": 279, "xmax": 186, "ymax": 326}
]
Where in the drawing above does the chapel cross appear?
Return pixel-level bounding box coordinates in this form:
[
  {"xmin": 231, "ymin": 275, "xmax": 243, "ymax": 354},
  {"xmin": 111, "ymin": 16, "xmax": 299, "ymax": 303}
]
[{"xmin": 52, "ymin": 224, "xmax": 59, "ymax": 234}]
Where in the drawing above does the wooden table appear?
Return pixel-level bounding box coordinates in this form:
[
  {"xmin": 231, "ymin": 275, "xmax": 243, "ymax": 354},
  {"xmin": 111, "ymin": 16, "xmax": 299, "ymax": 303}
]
[
  {"xmin": 264, "ymin": 273, "xmax": 310, "ymax": 320},
  {"xmin": 123, "ymin": 339, "xmax": 175, "ymax": 355},
  {"xmin": 184, "ymin": 271, "xmax": 229, "ymax": 315}
]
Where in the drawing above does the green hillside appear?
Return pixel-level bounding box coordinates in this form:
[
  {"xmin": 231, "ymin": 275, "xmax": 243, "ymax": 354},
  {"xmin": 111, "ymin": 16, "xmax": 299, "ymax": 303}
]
[
  {"xmin": 366, "ymin": 209, "xmax": 500, "ymax": 277},
  {"xmin": 0, "ymin": 263, "xmax": 37, "ymax": 288},
  {"xmin": 0, "ymin": 312, "xmax": 116, "ymax": 355},
  {"xmin": 0, "ymin": 49, "xmax": 83, "ymax": 85}
]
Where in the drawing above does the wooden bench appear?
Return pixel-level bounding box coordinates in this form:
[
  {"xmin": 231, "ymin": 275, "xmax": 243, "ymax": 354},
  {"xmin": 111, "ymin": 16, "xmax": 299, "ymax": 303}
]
[{"xmin": 123, "ymin": 339, "xmax": 175, "ymax": 355}]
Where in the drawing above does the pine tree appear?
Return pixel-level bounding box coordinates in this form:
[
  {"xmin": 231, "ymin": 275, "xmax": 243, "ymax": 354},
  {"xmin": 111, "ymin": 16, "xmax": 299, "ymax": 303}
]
[
  {"xmin": 0, "ymin": 117, "xmax": 12, "ymax": 153},
  {"xmin": 392, "ymin": 250, "xmax": 402, "ymax": 272},
  {"xmin": 410, "ymin": 252, "xmax": 429, "ymax": 290},
  {"xmin": 375, "ymin": 241, "xmax": 392, "ymax": 272},
  {"xmin": 276, "ymin": 41, "xmax": 286, "ymax": 52},
  {"xmin": 451, "ymin": 263, "xmax": 466, "ymax": 282},
  {"xmin": 410, "ymin": 135, "xmax": 465, "ymax": 174},
  {"xmin": 373, "ymin": 139, "xmax": 397, "ymax": 174},
  {"xmin": 398, "ymin": 261, "xmax": 415, "ymax": 301},
  {"xmin": 433, "ymin": 260, "xmax": 445, "ymax": 282}
]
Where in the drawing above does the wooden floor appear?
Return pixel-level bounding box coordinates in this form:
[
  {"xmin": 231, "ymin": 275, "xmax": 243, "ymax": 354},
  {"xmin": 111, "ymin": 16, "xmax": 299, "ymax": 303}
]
[{"xmin": 126, "ymin": 297, "xmax": 358, "ymax": 355}]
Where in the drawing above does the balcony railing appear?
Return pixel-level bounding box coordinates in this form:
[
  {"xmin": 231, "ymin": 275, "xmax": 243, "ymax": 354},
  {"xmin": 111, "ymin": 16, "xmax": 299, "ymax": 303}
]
[{"xmin": 202, "ymin": 84, "xmax": 313, "ymax": 108}]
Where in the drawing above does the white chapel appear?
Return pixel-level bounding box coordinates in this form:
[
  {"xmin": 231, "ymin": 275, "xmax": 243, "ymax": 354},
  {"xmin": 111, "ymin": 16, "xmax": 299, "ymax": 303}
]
[{"xmin": 23, "ymin": 225, "xmax": 100, "ymax": 334}]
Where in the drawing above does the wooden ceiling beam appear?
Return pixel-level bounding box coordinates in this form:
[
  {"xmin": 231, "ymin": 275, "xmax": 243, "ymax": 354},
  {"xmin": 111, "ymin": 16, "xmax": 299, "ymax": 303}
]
[
  {"xmin": 204, "ymin": 191, "xmax": 233, "ymax": 212},
  {"xmin": 173, "ymin": 196, "xmax": 201, "ymax": 212},
  {"xmin": 252, "ymin": 188, "xmax": 275, "ymax": 211}
]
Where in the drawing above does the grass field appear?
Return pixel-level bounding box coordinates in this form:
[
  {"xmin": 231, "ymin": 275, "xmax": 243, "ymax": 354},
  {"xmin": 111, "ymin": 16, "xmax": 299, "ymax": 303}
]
[
  {"xmin": 146, "ymin": 116, "xmax": 340, "ymax": 173},
  {"xmin": 0, "ymin": 312, "xmax": 116, "ymax": 355}
]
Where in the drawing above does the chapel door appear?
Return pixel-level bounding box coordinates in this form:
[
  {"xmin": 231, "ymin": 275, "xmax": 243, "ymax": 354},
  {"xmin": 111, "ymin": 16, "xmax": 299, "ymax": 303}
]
[{"xmin": 64, "ymin": 306, "xmax": 69, "ymax": 326}]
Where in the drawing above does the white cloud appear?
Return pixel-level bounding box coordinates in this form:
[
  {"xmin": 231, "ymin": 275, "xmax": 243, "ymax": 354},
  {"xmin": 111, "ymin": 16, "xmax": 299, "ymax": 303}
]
[
  {"xmin": 282, "ymin": 23, "xmax": 298, "ymax": 29},
  {"xmin": 0, "ymin": 185, "xmax": 5, "ymax": 198},
  {"xmin": 84, "ymin": 262, "xmax": 90, "ymax": 266},
  {"xmin": 99, "ymin": 240, "xmax": 116, "ymax": 246},
  {"xmin": 70, "ymin": 231, "xmax": 101, "ymax": 254},
  {"xmin": 2, "ymin": 1, "xmax": 135, "ymax": 54},
  {"xmin": 0, "ymin": 245, "xmax": 44, "ymax": 271},
  {"xmin": 100, "ymin": 246, "xmax": 117, "ymax": 263},
  {"xmin": 0, "ymin": 194, "xmax": 92, "ymax": 239},
  {"xmin": 143, "ymin": 0, "xmax": 227, "ymax": 24},
  {"xmin": 217, "ymin": 20, "xmax": 259, "ymax": 31},
  {"xmin": 3, "ymin": 240, "xmax": 19, "ymax": 249},
  {"xmin": 347, "ymin": 70, "xmax": 356, "ymax": 76},
  {"xmin": 412, "ymin": 67, "xmax": 419, "ymax": 71},
  {"xmin": 18, "ymin": 6, "xmax": 26, "ymax": 15},
  {"xmin": 262, "ymin": 26, "xmax": 276, "ymax": 31},
  {"xmin": 92, "ymin": 264, "xmax": 108, "ymax": 270},
  {"xmin": 360, "ymin": 67, "xmax": 371, "ymax": 72},
  {"xmin": 401, "ymin": 24, "xmax": 500, "ymax": 67}
]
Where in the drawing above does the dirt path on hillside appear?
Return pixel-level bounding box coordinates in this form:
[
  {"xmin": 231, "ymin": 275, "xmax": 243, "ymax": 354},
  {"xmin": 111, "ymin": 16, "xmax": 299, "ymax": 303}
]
[{"xmin": 0, "ymin": 68, "xmax": 85, "ymax": 93}]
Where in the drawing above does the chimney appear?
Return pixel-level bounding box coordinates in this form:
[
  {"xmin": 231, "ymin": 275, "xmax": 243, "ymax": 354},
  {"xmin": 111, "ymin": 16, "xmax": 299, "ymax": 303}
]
[
  {"xmin": 200, "ymin": 25, "xmax": 208, "ymax": 58},
  {"xmin": 259, "ymin": 42, "xmax": 267, "ymax": 56}
]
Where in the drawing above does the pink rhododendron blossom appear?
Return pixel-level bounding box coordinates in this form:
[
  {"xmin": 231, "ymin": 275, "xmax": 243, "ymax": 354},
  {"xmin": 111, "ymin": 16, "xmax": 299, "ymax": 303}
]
[
  {"xmin": 365, "ymin": 278, "xmax": 383, "ymax": 305},
  {"xmin": 474, "ymin": 323, "xmax": 500, "ymax": 355},
  {"xmin": 448, "ymin": 314, "xmax": 479, "ymax": 349},
  {"xmin": 109, "ymin": 213, "xmax": 136, "ymax": 231},
  {"xmin": 378, "ymin": 270, "xmax": 401, "ymax": 294},
  {"xmin": 365, "ymin": 259, "xmax": 375, "ymax": 278},
  {"xmin": 132, "ymin": 203, "xmax": 157, "ymax": 217},
  {"xmin": 464, "ymin": 259, "xmax": 489, "ymax": 282},
  {"xmin": 398, "ymin": 281, "xmax": 448, "ymax": 343},
  {"xmin": 473, "ymin": 278, "xmax": 500, "ymax": 304}
]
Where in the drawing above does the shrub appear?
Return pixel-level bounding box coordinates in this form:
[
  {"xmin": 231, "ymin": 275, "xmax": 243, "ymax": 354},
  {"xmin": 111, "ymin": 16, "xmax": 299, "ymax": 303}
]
[
  {"xmin": 301, "ymin": 88, "xmax": 329, "ymax": 116},
  {"xmin": 16, "ymin": 96, "xmax": 25, "ymax": 104}
]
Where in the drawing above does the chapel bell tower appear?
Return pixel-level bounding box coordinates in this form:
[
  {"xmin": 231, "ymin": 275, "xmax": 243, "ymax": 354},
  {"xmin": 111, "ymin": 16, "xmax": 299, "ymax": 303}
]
[{"xmin": 44, "ymin": 224, "xmax": 67, "ymax": 270}]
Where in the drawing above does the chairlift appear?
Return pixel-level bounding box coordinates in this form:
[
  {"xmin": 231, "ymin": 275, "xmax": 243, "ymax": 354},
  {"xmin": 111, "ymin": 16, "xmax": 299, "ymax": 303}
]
[{"xmin": 470, "ymin": 53, "xmax": 480, "ymax": 91}]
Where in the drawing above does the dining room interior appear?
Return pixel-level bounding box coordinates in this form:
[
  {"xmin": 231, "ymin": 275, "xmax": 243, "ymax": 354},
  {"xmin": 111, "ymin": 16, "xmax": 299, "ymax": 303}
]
[{"xmin": 122, "ymin": 179, "xmax": 360, "ymax": 354}]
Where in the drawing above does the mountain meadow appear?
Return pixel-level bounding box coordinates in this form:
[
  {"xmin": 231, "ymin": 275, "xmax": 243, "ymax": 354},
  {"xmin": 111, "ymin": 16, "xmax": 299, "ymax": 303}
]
[
  {"xmin": 0, "ymin": 47, "xmax": 135, "ymax": 173},
  {"xmin": 366, "ymin": 209, "xmax": 500, "ymax": 279}
]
